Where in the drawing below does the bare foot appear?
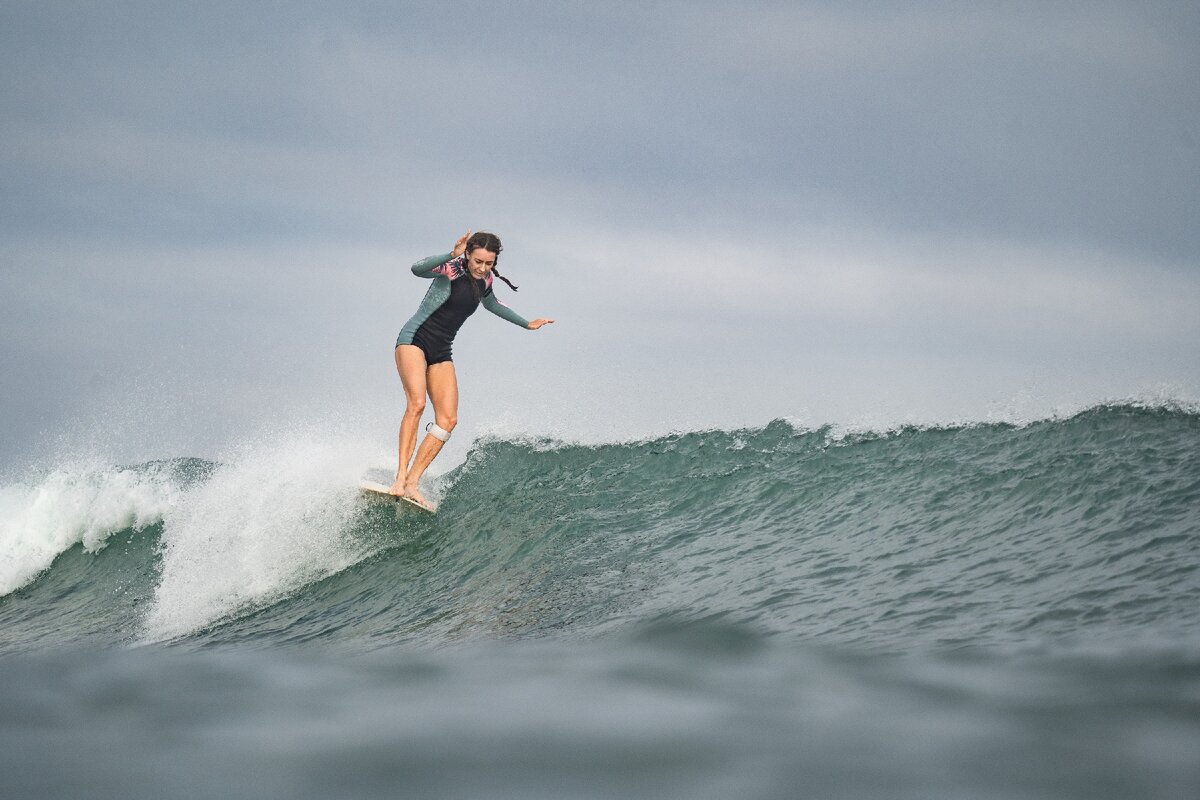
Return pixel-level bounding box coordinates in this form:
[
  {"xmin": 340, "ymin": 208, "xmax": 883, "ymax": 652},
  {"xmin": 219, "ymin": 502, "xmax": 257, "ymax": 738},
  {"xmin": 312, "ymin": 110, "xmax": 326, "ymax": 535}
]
[
  {"xmin": 403, "ymin": 483, "xmax": 434, "ymax": 511},
  {"xmin": 387, "ymin": 479, "xmax": 405, "ymax": 496}
]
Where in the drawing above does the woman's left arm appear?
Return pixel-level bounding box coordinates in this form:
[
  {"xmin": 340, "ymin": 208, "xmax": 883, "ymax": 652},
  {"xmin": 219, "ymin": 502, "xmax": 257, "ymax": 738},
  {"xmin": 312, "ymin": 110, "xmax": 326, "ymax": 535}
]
[{"xmin": 481, "ymin": 293, "xmax": 555, "ymax": 330}]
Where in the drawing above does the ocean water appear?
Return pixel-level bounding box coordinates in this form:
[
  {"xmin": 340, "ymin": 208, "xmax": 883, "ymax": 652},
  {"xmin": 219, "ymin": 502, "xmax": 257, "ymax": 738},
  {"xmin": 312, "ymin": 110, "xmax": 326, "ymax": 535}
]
[{"xmin": 2, "ymin": 403, "xmax": 1199, "ymax": 798}]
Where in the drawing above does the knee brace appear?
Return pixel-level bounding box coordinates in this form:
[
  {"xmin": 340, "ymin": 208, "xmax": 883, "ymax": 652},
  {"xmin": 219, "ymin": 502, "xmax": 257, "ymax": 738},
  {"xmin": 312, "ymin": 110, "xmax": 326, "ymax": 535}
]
[{"xmin": 426, "ymin": 421, "xmax": 452, "ymax": 442}]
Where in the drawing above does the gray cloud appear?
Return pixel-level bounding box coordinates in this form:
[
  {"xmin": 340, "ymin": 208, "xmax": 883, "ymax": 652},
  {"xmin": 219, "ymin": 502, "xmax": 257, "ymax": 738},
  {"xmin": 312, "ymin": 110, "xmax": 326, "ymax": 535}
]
[{"xmin": 2, "ymin": 1, "xmax": 1198, "ymax": 466}]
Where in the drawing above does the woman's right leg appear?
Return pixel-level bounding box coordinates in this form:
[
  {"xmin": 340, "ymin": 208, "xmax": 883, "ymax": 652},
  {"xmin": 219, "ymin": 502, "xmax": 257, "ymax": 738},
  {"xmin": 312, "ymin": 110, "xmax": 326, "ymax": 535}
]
[
  {"xmin": 402, "ymin": 360, "xmax": 458, "ymax": 508},
  {"xmin": 391, "ymin": 344, "xmax": 428, "ymax": 494}
]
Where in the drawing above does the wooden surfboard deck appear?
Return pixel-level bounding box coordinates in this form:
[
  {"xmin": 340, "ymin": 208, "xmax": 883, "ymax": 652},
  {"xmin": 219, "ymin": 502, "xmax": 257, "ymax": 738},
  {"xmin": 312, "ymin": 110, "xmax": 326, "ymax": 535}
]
[{"xmin": 359, "ymin": 479, "xmax": 436, "ymax": 514}]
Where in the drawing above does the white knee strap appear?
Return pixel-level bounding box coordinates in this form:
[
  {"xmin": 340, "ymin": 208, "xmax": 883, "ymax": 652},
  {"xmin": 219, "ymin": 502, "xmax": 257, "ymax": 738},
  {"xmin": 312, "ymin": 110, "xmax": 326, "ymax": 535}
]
[{"xmin": 426, "ymin": 422, "xmax": 452, "ymax": 442}]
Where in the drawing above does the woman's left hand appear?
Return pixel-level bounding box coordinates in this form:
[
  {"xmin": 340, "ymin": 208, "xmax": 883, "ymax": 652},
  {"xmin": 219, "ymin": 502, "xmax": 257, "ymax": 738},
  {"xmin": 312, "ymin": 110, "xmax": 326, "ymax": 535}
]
[{"xmin": 526, "ymin": 318, "xmax": 555, "ymax": 330}]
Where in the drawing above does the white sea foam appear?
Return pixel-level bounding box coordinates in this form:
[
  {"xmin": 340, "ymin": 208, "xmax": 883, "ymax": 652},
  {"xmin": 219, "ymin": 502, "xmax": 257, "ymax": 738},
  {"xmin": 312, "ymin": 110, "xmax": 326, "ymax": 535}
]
[
  {"xmin": 0, "ymin": 462, "xmax": 181, "ymax": 596},
  {"xmin": 142, "ymin": 433, "xmax": 382, "ymax": 642}
]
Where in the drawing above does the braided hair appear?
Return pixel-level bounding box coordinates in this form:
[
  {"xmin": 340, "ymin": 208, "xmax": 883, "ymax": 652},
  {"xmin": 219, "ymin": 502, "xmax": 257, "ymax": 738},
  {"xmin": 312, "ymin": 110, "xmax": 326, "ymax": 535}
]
[{"xmin": 465, "ymin": 231, "xmax": 518, "ymax": 296}]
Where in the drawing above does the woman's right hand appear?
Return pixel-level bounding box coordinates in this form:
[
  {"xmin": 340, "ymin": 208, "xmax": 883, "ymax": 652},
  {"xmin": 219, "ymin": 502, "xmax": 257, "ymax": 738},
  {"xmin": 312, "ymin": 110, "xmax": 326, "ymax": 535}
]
[{"xmin": 451, "ymin": 230, "xmax": 472, "ymax": 258}]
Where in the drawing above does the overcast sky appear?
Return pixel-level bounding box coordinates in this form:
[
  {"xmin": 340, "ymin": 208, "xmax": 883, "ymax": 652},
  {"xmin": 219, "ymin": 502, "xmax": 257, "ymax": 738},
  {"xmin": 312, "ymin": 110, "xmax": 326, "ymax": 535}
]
[{"xmin": 2, "ymin": 1, "xmax": 1198, "ymax": 469}]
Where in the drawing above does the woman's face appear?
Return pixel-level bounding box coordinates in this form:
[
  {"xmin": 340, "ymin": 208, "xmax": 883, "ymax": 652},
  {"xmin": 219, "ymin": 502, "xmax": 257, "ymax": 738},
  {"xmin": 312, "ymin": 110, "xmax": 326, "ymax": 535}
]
[{"xmin": 466, "ymin": 248, "xmax": 496, "ymax": 279}]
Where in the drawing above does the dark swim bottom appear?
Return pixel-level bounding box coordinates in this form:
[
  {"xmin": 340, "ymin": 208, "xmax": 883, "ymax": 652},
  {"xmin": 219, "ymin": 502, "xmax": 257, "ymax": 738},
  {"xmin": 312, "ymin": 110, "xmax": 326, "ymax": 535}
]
[{"xmin": 408, "ymin": 331, "xmax": 453, "ymax": 365}]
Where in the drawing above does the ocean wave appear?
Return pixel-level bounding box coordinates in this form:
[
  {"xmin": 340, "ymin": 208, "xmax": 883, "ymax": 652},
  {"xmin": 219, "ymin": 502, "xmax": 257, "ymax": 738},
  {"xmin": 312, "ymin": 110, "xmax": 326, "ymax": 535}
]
[{"xmin": 1, "ymin": 403, "xmax": 1197, "ymax": 655}]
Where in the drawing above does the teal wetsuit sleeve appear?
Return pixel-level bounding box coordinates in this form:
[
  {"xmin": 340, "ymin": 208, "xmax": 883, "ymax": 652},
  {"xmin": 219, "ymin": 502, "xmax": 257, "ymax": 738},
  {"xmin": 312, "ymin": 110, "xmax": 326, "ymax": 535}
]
[
  {"xmin": 411, "ymin": 252, "xmax": 455, "ymax": 277},
  {"xmin": 397, "ymin": 253, "xmax": 456, "ymax": 347},
  {"xmin": 482, "ymin": 292, "xmax": 530, "ymax": 329}
]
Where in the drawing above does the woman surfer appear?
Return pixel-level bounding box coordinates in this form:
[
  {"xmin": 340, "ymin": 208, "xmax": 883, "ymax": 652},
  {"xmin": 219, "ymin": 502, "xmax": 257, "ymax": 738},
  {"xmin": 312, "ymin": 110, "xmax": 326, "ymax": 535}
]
[{"xmin": 390, "ymin": 231, "xmax": 554, "ymax": 509}]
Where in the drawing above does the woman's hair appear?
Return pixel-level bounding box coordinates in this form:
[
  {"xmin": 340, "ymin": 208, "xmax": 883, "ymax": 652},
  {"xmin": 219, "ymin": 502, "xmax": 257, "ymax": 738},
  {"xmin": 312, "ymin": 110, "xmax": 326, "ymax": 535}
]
[
  {"xmin": 465, "ymin": 231, "xmax": 502, "ymax": 259},
  {"xmin": 465, "ymin": 231, "xmax": 518, "ymax": 292}
]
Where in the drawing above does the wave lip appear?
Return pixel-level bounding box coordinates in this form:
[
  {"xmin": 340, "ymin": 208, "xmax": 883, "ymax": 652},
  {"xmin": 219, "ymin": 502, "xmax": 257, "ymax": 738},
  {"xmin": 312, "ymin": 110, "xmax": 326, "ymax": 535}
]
[{"xmin": 0, "ymin": 462, "xmax": 183, "ymax": 597}]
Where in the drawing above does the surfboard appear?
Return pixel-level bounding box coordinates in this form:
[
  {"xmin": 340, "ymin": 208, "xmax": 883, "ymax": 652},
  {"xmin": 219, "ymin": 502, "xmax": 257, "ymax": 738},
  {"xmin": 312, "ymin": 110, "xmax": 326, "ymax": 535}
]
[{"xmin": 359, "ymin": 479, "xmax": 437, "ymax": 514}]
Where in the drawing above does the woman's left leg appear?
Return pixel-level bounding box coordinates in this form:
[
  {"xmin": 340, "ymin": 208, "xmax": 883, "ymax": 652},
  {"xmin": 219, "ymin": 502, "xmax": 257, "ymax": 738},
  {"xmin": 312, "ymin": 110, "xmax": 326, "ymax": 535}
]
[{"xmin": 403, "ymin": 360, "xmax": 459, "ymax": 507}]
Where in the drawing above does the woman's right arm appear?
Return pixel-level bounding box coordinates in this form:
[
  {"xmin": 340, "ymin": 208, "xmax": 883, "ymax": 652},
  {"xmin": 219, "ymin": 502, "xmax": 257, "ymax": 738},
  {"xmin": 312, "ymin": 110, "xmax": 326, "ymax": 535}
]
[
  {"xmin": 410, "ymin": 231, "xmax": 472, "ymax": 277},
  {"xmin": 411, "ymin": 252, "xmax": 455, "ymax": 277}
]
